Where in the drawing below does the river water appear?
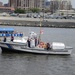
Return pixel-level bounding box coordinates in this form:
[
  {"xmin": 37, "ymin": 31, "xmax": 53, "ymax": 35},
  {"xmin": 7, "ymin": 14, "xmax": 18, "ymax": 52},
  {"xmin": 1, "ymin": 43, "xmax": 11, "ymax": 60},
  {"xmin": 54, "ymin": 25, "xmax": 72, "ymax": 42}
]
[{"xmin": 0, "ymin": 26, "xmax": 75, "ymax": 75}]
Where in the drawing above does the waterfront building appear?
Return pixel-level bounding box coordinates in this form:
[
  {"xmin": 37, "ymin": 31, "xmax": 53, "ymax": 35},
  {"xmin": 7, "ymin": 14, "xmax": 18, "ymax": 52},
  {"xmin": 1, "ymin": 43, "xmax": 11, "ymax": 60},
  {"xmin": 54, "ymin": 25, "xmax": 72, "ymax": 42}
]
[
  {"xmin": 9, "ymin": 0, "xmax": 45, "ymax": 10},
  {"xmin": 4, "ymin": 3, "xmax": 9, "ymax": 7},
  {"xmin": 56, "ymin": 10, "xmax": 75, "ymax": 16},
  {"xmin": 9, "ymin": 0, "xmax": 17, "ymax": 8},
  {"xmin": 0, "ymin": 2, "xmax": 3, "ymax": 6},
  {"xmin": 50, "ymin": 0, "xmax": 59, "ymax": 13},
  {"xmin": 0, "ymin": 6, "xmax": 15, "ymax": 13},
  {"xmin": 45, "ymin": 0, "xmax": 50, "ymax": 11},
  {"xmin": 60, "ymin": 0, "xmax": 72, "ymax": 10},
  {"xmin": 50, "ymin": 0, "xmax": 72, "ymax": 14}
]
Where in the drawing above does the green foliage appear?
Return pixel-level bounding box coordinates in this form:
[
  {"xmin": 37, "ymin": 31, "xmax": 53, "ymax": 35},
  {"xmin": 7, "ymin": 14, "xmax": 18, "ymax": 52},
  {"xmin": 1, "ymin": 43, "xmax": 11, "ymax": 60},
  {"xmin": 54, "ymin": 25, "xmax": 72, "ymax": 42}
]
[
  {"xmin": 61, "ymin": 12, "xmax": 64, "ymax": 15},
  {"xmin": 14, "ymin": 9, "xmax": 26, "ymax": 13},
  {"xmin": 30, "ymin": 8, "xmax": 40, "ymax": 13}
]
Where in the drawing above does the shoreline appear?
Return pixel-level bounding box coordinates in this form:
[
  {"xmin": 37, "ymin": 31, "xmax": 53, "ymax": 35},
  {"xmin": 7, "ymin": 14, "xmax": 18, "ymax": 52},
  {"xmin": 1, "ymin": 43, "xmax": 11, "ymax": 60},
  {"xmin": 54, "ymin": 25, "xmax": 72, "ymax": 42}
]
[{"xmin": 0, "ymin": 16, "xmax": 75, "ymax": 28}]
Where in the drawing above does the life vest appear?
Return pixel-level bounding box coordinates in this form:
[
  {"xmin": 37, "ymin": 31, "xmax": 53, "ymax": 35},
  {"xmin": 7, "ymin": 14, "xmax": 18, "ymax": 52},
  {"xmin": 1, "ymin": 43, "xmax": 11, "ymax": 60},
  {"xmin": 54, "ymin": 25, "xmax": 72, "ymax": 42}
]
[{"xmin": 39, "ymin": 42, "xmax": 44, "ymax": 48}]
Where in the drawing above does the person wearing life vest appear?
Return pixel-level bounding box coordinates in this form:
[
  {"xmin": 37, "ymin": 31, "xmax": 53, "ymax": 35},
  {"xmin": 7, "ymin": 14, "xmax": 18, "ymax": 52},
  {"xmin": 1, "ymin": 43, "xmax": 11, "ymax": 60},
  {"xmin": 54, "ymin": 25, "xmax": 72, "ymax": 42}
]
[
  {"xmin": 35, "ymin": 37, "xmax": 37, "ymax": 46},
  {"xmin": 39, "ymin": 42, "xmax": 44, "ymax": 48},
  {"xmin": 47, "ymin": 43, "xmax": 50, "ymax": 50},
  {"xmin": 3, "ymin": 36, "xmax": 7, "ymax": 42},
  {"xmin": 11, "ymin": 35, "xmax": 14, "ymax": 42},
  {"xmin": 27, "ymin": 38, "xmax": 30, "ymax": 48}
]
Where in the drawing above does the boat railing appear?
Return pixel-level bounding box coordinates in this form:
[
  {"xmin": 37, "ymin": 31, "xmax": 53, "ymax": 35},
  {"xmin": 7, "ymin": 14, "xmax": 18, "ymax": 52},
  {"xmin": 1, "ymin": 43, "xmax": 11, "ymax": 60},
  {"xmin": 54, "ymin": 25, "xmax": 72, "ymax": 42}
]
[{"xmin": 0, "ymin": 33, "xmax": 23, "ymax": 37}]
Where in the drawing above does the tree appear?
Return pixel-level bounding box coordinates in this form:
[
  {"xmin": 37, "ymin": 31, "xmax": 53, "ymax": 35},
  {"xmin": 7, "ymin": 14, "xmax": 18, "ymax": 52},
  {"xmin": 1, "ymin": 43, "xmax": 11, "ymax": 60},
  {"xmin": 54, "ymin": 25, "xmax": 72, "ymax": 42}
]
[
  {"xmin": 14, "ymin": 9, "xmax": 26, "ymax": 13},
  {"xmin": 61, "ymin": 12, "xmax": 64, "ymax": 15},
  {"xmin": 30, "ymin": 8, "xmax": 40, "ymax": 13}
]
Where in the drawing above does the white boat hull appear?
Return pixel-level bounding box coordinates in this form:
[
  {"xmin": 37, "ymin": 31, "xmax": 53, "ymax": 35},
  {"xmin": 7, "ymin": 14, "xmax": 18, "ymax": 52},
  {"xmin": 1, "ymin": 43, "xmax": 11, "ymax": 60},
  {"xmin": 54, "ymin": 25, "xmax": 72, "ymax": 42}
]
[{"xmin": 0, "ymin": 42, "xmax": 72, "ymax": 55}]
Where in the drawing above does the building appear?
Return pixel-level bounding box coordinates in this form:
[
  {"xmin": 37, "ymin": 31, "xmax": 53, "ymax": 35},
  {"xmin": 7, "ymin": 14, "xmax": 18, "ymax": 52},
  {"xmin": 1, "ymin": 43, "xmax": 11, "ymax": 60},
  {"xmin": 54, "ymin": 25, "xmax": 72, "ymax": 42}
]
[
  {"xmin": 50, "ymin": 0, "xmax": 72, "ymax": 14},
  {"xmin": 4, "ymin": 3, "xmax": 9, "ymax": 7},
  {"xmin": 50, "ymin": 0, "xmax": 59, "ymax": 13},
  {"xmin": 9, "ymin": 0, "xmax": 45, "ymax": 10},
  {"xmin": 45, "ymin": 0, "xmax": 50, "ymax": 10},
  {"xmin": 0, "ymin": 6, "xmax": 15, "ymax": 13},
  {"xmin": 9, "ymin": 0, "xmax": 17, "ymax": 8},
  {"xmin": 60, "ymin": 0, "xmax": 72, "ymax": 10},
  {"xmin": 0, "ymin": 2, "xmax": 3, "ymax": 6},
  {"xmin": 56, "ymin": 10, "xmax": 75, "ymax": 16}
]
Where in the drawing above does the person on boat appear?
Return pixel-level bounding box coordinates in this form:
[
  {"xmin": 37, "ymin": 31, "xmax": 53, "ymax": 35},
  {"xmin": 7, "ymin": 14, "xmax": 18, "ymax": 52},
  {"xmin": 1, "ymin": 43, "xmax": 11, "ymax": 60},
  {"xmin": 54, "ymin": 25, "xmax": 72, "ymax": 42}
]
[
  {"xmin": 27, "ymin": 38, "xmax": 30, "ymax": 48},
  {"xmin": 47, "ymin": 43, "xmax": 50, "ymax": 50},
  {"xmin": 38, "ymin": 38, "xmax": 40, "ymax": 45},
  {"xmin": 35, "ymin": 37, "xmax": 37, "ymax": 46},
  {"xmin": 3, "ymin": 36, "xmax": 7, "ymax": 42},
  {"xmin": 11, "ymin": 35, "xmax": 14, "ymax": 42},
  {"xmin": 44, "ymin": 43, "xmax": 47, "ymax": 49}
]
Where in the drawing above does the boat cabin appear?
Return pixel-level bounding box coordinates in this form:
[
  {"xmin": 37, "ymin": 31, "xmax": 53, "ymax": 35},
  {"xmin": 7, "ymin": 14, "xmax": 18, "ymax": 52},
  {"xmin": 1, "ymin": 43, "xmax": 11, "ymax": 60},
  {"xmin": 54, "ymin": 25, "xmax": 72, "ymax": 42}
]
[{"xmin": 0, "ymin": 28, "xmax": 23, "ymax": 37}]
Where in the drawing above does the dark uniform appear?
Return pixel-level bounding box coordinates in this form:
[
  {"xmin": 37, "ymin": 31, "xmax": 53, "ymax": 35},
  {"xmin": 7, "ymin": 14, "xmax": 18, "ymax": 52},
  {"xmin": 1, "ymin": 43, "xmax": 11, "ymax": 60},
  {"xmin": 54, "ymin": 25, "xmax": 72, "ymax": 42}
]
[
  {"xmin": 3, "ymin": 36, "xmax": 6, "ymax": 42},
  {"xmin": 47, "ymin": 43, "xmax": 50, "ymax": 50},
  {"xmin": 11, "ymin": 36, "xmax": 14, "ymax": 42},
  {"xmin": 27, "ymin": 39, "xmax": 30, "ymax": 47}
]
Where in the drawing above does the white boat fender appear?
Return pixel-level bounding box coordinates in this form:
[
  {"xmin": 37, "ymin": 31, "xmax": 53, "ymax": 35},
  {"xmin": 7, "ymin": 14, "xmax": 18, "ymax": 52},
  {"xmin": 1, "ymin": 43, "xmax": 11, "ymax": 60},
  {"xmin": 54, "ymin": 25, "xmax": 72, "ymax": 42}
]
[{"xmin": 52, "ymin": 42, "xmax": 65, "ymax": 50}]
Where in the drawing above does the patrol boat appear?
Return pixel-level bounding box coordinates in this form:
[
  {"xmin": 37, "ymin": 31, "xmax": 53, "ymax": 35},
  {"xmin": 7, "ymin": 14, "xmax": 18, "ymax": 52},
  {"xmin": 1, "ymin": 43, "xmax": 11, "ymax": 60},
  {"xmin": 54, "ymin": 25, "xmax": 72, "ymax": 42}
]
[{"xmin": 0, "ymin": 40, "xmax": 72, "ymax": 55}]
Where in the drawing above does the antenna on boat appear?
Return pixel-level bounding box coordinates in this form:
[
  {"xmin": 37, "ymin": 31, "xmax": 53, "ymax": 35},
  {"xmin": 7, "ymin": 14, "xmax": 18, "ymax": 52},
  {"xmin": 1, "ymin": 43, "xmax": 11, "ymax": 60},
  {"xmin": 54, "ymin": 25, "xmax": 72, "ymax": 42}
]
[{"xmin": 39, "ymin": 17, "xmax": 42, "ymax": 43}]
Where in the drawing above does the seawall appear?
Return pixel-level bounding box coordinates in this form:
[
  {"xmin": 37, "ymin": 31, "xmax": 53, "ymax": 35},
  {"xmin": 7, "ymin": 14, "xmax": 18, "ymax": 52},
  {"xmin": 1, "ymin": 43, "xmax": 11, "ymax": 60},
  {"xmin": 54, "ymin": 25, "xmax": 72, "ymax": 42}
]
[{"xmin": 0, "ymin": 17, "xmax": 75, "ymax": 28}]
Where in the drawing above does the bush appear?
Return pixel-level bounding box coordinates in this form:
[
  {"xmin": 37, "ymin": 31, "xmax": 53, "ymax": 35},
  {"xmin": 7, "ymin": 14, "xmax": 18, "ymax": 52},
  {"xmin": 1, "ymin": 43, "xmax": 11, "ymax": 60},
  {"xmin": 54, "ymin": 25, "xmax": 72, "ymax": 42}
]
[
  {"xmin": 30, "ymin": 8, "xmax": 40, "ymax": 13},
  {"xmin": 14, "ymin": 9, "xmax": 26, "ymax": 13}
]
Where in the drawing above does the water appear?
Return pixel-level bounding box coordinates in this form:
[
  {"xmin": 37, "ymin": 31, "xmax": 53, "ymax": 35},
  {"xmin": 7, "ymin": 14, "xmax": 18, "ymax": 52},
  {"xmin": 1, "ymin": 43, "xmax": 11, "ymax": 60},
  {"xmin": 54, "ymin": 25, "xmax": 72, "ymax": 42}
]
[{"xmin": 0, "ymin": 26, "xmax": 75, "ymax": 75}]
